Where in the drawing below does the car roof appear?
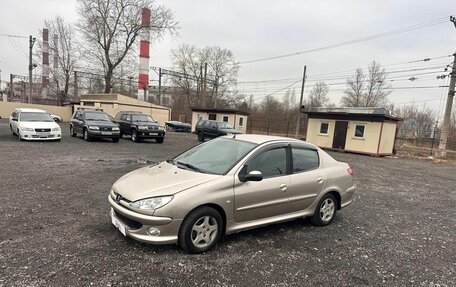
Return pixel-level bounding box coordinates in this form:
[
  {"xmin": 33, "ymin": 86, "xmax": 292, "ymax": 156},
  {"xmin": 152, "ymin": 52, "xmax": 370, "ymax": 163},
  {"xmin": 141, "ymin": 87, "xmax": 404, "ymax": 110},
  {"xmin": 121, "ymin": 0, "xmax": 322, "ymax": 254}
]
[
  {"xmin": 224, "ymin": 134, "xmax": 316, "ymax": 147},
  {"xmin": 17, "ymin": 108, "xmax": 47, "ymax": 113}
]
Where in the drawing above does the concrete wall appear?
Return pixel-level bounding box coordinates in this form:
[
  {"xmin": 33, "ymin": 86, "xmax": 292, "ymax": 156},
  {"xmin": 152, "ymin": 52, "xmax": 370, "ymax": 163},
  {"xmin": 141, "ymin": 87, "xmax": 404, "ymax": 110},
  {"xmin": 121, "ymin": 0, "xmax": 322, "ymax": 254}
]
[
  {"xmin": 191, "ymin": 112, "xmax": 248, "ymax": 133},
  {"xmin": 0, "ymin": 102, "xmax": 73, "ymax": 121},
  {"xmin": 307, "ymin": 118, "xmax": 396, "ymax": 155},
  {"xmin": 79, "ymin": 94, "xmax": 171, "ymax": 124}
]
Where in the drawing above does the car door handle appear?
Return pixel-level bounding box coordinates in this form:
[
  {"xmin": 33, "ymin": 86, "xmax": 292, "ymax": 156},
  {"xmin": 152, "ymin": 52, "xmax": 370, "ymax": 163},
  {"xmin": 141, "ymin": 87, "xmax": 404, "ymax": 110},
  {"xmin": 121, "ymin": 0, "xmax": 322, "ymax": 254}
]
[
  {"xmin": 280, "ymin": 184, "xmax": 287, "ymax": 191},
  {"xmin": 317, "ymin": 177, "xmax": 324, "ymax": 184}
]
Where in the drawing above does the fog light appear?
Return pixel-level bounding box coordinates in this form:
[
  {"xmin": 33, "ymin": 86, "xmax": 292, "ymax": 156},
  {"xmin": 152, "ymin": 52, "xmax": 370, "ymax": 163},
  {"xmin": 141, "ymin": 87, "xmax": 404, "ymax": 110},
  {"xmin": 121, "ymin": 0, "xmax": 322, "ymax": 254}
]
[{"xmin": 147, "ymin": 227, "xmax": 160, "ymax": 236}]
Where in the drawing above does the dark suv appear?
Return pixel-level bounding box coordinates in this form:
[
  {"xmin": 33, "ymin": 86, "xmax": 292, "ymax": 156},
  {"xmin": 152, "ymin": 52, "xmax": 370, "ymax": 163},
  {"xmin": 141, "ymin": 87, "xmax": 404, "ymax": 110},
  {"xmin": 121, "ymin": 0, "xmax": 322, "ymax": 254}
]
[
  {"xmin": 70, "ymin": 110, "xmax": 120, "ymax": 142},
  {"xmin": 195, "ymin": 119, "xmax": 241, "ymax": 141},
  {"xmin": 114, "ymin": 111, "xmax": 166, "ymax": 143}
]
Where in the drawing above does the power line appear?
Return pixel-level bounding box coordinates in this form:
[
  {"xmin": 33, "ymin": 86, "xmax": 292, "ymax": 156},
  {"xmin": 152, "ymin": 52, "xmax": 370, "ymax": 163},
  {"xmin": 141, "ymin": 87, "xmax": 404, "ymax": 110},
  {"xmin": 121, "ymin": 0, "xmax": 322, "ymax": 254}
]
[
  {"xmin": 0, "ymin": 33, "xmax": 28, "ymax": 39},
  {"xmin": 239, "ymin": 16, "xmax": 451, "ymax": 64}
]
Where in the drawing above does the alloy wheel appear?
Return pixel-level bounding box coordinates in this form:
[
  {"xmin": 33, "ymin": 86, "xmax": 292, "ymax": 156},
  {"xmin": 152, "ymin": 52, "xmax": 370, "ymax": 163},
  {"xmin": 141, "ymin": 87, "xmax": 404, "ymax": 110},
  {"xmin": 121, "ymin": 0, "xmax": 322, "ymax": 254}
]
[
  {"xmin": 191, "ymin": 216, "xmax": 218, "ymax": 248},
  {"xmin": 320, "ymin": 198, "xmax": 335, "ymax": 222}
]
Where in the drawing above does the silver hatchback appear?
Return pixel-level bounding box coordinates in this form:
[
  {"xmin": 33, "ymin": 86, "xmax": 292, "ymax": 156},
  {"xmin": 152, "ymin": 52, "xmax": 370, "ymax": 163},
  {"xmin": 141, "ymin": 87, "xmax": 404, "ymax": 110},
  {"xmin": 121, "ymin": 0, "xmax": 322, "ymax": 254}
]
[{"xmin": 109, "ymin": 135, "xmax": 355, "ymax": 253}]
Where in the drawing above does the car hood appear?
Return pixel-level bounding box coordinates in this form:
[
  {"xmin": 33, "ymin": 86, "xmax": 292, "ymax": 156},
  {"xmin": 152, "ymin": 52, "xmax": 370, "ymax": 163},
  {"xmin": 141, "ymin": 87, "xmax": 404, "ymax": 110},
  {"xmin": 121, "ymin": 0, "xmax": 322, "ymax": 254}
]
[
  {"xmin": 20, "ymin": 121, "xmax": 59, "ymax": 129},
  {"xmin": 132, "ymin": 121, "xmax": 161, "ymax": 126},
  {"xmin": 85, "ymin": 120, "xmax": 117, "ymax": 127},
  {"xmin": 221, "ymin": 128, "xmax": 241, "ymax": 134},
  {"xmin": 112, "ymin": 161, "xmax": 220, "ymax": 202}
]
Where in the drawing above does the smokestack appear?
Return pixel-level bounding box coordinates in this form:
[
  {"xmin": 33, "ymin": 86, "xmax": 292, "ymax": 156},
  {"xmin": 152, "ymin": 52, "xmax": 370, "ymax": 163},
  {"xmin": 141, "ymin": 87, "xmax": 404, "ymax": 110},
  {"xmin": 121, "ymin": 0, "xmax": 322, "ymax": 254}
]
[
  {"xmin": 138, "ymin": 7, "xmax": 151, "ymax": 101},
  {"xmin": 42, "ymin": 28, "xmax": 49, "ymax": 98}
]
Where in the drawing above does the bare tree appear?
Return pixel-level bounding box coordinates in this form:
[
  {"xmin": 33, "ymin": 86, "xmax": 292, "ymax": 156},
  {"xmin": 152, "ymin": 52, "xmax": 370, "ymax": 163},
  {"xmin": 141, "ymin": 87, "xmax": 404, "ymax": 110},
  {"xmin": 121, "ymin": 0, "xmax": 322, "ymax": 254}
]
[
  {"xmin": 76, "ymin": 0, "xmax": 177, "ymax": 93},
  {"xmin": 307, "ymin": 82, "xmax": 329, "ymax": 107},
  {"xmin": 394, "ymin": 104, "xmax": 436, "ymax": 138},
  {"xmin": 341, "ymin": 61, "xmax": 391, "ymax": 107},
  {"xmin": 170, "ymin": 44, "xmax": 240, "ymax": 108}
]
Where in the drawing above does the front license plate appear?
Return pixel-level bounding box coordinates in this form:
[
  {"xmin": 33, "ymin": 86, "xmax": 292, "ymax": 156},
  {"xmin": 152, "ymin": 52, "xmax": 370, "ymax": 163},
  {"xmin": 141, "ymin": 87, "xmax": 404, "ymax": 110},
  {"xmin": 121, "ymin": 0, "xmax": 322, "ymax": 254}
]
[
  {"xmin": 149, "ymin": 132, "xmax": 158, "ymax": 136},
  {"xmin": 111, "ymin": 209, "xmax": 126, "ymax": 236},
  {"xmin": 101, "ymin": 131, "xmax": 112, "ymax": 135}
]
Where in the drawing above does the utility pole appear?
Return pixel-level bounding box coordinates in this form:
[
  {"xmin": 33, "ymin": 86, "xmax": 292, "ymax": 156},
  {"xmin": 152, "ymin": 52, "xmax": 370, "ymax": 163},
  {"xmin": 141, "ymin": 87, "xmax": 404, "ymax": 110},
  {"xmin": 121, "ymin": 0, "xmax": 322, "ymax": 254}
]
[
  {"xmin": 203, "ymin": 63, "xmax": 207, "ymax": 108},
  {"xmin": 295, "ymin": 65, "xmax": 307, "ymax": 138},
  {"xmin": 128, "ymin": 76, "xmax": 133, "ymax": 97},
  {"xmin": 9, "ymin": 74, "xmax": 14, "ymax": 102},
  {"xmin": 438, "ymin": 16, "xmax": 456, "ymax": 159},
  {"xmin": 28, "ymin": 35, "xmax": 36, "ymax": 103},
  {"xmin": 74, "ymin": 71, "xmax": 79, "ymax": 99},
  {"xmin": 158, "ymin": 68, "xmax": 162, "ymax": 105}
]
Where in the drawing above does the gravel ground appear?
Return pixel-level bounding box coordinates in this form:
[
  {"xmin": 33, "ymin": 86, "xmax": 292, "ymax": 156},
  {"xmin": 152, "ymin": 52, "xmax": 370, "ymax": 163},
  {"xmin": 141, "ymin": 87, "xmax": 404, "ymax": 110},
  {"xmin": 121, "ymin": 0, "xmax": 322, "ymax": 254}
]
[{"xmin": 0, "ymin": 119, "xmax": 454, "ymax": 287}]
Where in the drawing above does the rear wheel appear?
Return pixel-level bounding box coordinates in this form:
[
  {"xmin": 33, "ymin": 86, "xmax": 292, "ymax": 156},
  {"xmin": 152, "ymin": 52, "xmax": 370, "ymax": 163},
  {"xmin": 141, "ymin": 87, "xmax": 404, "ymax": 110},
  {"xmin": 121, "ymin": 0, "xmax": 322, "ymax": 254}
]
[
  {"xmin": 197, "ymin": 132, "xmax": 204, "ymax": 142},
  {"xmin": 311, "ymin": 193, "xmax": 337, "ymax": 226},
  {"xmin": 178, "ymin": 207, "xmax": 223, "ymax": 254}
]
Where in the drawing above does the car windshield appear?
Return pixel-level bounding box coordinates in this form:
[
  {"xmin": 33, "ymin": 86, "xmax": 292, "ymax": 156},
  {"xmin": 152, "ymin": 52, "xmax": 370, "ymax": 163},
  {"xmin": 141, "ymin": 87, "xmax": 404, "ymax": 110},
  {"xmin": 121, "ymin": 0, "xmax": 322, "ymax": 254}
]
[
  {"xmin": 85, "ymin": 112, "xmax": 111, "ymax": 121},
  {"xmin": 20, "ymin": 112, "xmax": 53, "ymax": 122},
  {"xmin": 218, "ymin": 122, "xmax": 234, "ymax": 129},
  {"xmin": 132, "ymin": 114, "xmax": 156, "ymax": 122},
  {"xmin": 172, "ymin": 138, "xmax": 257, "ymax": 175}
]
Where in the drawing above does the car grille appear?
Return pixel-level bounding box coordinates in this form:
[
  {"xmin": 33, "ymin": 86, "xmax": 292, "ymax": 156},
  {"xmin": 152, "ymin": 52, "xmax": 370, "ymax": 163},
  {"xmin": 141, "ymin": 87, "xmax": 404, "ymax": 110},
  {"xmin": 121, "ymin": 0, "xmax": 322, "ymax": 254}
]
[
  {"xmin": 31, "ymin": 135, "xmax": 55, "ymax": 138},
  {"xmin": 35, "ymin": 128, "xmax": 51, "ymax": 132},
  {"xmin": 100, "ymin": 127, "xmax": 112, "ymax": 131},
  {"xmin": 114, "ymin": 210, "xmax": 143, "ymax": 229},
  {"xmin": 147, "ymin": 126, "xmax": 159, "ymax": 131}
]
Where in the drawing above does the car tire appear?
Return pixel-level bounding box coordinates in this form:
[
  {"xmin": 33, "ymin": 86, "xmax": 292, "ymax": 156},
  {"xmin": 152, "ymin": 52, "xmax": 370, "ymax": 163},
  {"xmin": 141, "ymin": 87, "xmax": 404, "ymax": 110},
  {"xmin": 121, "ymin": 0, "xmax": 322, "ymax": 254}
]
[
  {"xmin": 311, "ymin": 193, "xmax": 337, "ymax": 226},
  {"xmin": 131, "ymin": 130, "xmax": 138, "ymax": 142},
  {"xmin": 70, "ymin": 126, "xmax": 76, "ymax": 137},
  {"xmin": 178, "ymin": 206, "xmax": 223, "ymax": 254},
  {"xmin": 83, "ymin": 129, "xmax": 91, "ymax": 141},
  {"xmin": 112, "ymin": 137, "xmax": 120, "ymax": 143},
  {"xmin": 156, "ymin": 137, "xmax": 164, "ymax": 144},
  {"xmin": 197, "ymin": 132, "xmax": 204, "ymax": 142},
  {"xmin": 17, "ymin": 129, "xmax": 23, "ymax": 141}
]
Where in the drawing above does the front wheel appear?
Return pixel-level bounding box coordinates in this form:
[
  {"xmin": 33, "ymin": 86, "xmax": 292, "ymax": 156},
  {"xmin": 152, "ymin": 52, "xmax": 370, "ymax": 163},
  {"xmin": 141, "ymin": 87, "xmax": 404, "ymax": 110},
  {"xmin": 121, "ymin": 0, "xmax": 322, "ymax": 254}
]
[
  {"xmin": 70, "ymin": 125, "xmax": 76, "ymax": 137},
  {"xmin": 197, "ymin": 132, "xmax": 204, "ymax": 142},
  {"xmin": 311, "ymin": 193, "xmax": 337, "ymax": 226},
  {"xmin": 131, "ymin": 130, "xmax": 138, "ymax": 142},
  {"xmin": 83, "ymin": 129, "xmax": 91, "ymax": 141},
  {"xmin": 178, "ymin": 207, "xmax": 223, "ymax": 254}
]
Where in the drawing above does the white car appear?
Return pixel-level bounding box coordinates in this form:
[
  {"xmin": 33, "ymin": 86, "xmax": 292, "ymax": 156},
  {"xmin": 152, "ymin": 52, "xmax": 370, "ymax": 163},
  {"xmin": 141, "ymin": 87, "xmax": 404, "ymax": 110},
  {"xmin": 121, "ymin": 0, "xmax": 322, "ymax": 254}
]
[{"xmin": 9, "ymin": 108, "xmax": 62, "ymax": 141}]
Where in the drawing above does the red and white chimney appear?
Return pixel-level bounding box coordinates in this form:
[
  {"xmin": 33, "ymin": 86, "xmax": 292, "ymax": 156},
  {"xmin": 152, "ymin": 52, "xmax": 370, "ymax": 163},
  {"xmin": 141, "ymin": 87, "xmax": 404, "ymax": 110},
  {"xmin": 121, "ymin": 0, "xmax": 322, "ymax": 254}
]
[
  {"xmin": 42, "ymin": 28, "xmax": 49, "ymax": 97},
  {"xmin": 138, "ymin": 7, "xmax": 151, "ymax": 101}
]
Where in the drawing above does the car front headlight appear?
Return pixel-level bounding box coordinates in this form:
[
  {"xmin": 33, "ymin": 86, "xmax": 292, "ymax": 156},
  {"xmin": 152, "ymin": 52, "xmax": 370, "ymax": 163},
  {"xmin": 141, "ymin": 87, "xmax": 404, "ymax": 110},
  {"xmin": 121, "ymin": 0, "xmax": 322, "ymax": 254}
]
[
  {"xmin": 158, "ymin": 126, "xmax": 165, "ymax": 131},
  {"xmin": 21, "ymin": 127, "xmax": 34, "ymax": 131},
  {"xmin": 138, "ymin": 125, "xmax": 148, "ymax": 130},
  {"xmin": 52, "ymin": 127, "xmax": 61, "ymax": 131},
  {"xmin": 130, "ymin": 196, "xmax": 173, "ymax": 210},
  {"xmin": 88, "ymin": 126, "xmax": 99, "ymax": 130},
  {"xmin": 112, "ymin": 127, "xmax": 119, "ymax": 131}
]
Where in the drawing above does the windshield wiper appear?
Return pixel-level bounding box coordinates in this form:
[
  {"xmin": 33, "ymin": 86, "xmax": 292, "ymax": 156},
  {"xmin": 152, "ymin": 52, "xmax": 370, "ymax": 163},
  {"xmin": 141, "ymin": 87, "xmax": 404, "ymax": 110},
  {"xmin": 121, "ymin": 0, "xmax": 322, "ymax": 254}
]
[{"xmin": 176, "ymin": 161, "xmax": 204, "ymax": 173}]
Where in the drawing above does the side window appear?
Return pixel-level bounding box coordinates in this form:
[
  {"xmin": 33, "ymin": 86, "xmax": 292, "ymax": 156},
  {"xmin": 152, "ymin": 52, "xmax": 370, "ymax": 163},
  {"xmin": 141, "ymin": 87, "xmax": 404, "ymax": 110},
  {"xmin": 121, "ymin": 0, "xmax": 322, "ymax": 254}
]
[
  {"xmin": 247, "ymin": 147, "xmax": 287, "ymax": 178},
  {"xmin": 238, "ymin": 117, "xmax": 244, "ymax": 127},
  {"xmin": 125, "ymin": 115, "xmax": 131, "ymax": 121},
  {"xmin": 74, "ymin": 112, "xmax": 81, "ymax": 120},
  {"xmin": 292, "ymin": 147, "xmax": 319, "ymax": 173},
  {"xmin": 222, "ymin": 115, "xmax": 229, "ymax": 122},
  {"xmin": 319, "ymin": 122, "xmax": 329, "ymax": 134},
  {"xmin": 354, "ymin": 124, "xmax": 366, "ymax": 138},
  {"xmin": 210, "ymin": 122, "xmax": 217, "ymax": 129},
  {"xmin": 203, "ymin": 121, "xmax": 211, "ymax": 128},
  {"xmin": 121, "ymin": 114, "xmax": 127, "ymax": 121}
]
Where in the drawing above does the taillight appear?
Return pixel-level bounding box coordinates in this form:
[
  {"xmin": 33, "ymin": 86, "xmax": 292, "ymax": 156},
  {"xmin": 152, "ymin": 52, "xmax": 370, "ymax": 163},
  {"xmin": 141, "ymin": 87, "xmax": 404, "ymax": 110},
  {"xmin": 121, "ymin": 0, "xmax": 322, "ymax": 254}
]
[{"xmin": 347, "ymin": 168, "xmax": 353, "ymax": 176}]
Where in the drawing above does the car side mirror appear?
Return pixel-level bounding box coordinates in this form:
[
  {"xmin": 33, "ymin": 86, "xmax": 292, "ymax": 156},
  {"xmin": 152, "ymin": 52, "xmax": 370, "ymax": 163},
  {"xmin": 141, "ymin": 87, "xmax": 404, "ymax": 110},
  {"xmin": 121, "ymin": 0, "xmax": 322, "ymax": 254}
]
[{"xmin": 245, "ymin": 171, "xmax": 263, "ymax": 182}]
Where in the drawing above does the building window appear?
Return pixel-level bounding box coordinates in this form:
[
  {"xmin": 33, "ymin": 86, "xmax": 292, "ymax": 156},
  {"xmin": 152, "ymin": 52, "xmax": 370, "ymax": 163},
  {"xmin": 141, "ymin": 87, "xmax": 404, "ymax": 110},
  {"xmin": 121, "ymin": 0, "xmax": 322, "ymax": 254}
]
[
  {"xmin": 83, "ymin": 102, "xmax": 94, "ymax": 106},
  {"xmin": 209, "ymin": 113, "xmax": 216, "ymax": 120},
  {"xmin": 222, "ymin": 115, "xmax": 229, "ymax": 122},
  {"xmin": 354, "ymin": 124, "xmax": 366, "ymax": 138},
  {"xmin": 239, "ymin": 117, "xmax": 244, "ymax": 127},
  {"xmin": 319, "ymin": 122, "xmax": 329, "ymax": 134}
]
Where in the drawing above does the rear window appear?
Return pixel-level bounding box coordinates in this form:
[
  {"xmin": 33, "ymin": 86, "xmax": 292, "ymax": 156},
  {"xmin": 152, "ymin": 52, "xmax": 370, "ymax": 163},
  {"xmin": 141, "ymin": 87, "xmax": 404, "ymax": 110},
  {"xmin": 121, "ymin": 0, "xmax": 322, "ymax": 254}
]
[{"xmin": 292, "ymin": 147, "xmax": 319, "ymax": 173}]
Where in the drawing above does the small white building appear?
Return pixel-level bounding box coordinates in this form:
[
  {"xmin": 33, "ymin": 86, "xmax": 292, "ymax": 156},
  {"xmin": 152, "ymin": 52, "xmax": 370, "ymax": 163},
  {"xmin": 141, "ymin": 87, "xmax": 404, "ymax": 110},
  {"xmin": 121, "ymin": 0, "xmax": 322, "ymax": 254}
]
[{"xmin": 190, "ymin": 108, "xmax": 249, "ymax": 133}]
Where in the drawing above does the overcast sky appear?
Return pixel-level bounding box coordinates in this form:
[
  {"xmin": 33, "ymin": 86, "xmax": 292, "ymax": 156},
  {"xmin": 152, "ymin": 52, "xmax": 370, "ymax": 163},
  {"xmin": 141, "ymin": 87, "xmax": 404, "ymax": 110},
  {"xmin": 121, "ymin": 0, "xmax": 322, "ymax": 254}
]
[{"xmin": 0, "ymin": 0, "xmax": 455, "ymax": 119}]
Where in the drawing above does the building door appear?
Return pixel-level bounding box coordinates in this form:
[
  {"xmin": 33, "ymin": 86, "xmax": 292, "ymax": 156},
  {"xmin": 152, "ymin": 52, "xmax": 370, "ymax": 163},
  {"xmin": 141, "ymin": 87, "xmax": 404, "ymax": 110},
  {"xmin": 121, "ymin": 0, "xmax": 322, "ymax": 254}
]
[{"xmin": 332, "ymin": 121, "xmax": 348, "ymax": 149}]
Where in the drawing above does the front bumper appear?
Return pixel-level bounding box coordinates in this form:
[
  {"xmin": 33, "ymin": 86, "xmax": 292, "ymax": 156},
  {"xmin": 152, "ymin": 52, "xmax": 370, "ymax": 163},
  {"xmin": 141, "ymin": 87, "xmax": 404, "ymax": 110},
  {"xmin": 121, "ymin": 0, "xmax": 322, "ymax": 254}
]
[
  {"xmin": 108, "ymin": 194, "xmax": 180, "ymax": 245},
  {"xmin": 136, "ymin": 130, "xmax": 165, "ymax": 139},
  {"xmin": 88, "ymin": 130, "xmax": 120, "ymax": 138},
  {"xmin": 20, "ymin": 130, "xmax": 61, "ymax": 140}
]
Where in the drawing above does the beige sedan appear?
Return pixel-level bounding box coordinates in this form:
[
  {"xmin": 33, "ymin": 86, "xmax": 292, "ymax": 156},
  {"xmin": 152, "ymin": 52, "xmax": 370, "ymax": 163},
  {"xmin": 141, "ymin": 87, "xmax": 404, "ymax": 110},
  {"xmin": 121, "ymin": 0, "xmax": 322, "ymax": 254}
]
[{"xmin": 109, "ymin": 135, "xmax": 355, "ymax": 253}]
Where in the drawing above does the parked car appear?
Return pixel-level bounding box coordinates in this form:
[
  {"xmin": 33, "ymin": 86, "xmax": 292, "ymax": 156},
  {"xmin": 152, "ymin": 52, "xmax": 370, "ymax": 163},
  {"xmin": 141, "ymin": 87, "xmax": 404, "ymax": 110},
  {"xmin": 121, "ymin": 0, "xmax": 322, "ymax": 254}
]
[
  {"xmin": 70, "ymin": 109, "xmax": 120, "ymax": 142},
  {"xmin": 195, "ymin": 119, "xmax": 241, "ymax": 141},
  {"xmin": 9, "ymin": 108, "xmax": 61, "ymax": 141},
  {"xmin": 114, "ymin": 111, "xmax": 166, "ymax": 143},
  {"xmin": 109, "ymin": 134, "xmax": 355, "ymax": 253},
  {"xmin": 49, "ymin": 113, "xmax": 62, "ymax": 122}
]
